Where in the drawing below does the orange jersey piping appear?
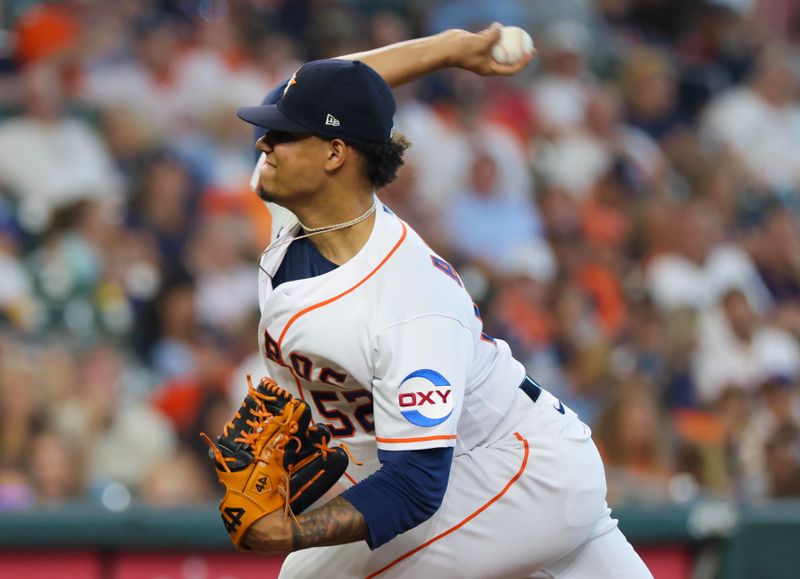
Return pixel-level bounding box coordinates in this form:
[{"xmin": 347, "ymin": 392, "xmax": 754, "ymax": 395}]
[
  {"xmin": 366, "ymin": 432, "xmax": 530, "ymax": 578},
  {"xmin": 375, "ymin": 434, "xmax": 457, "ymax": 444},
  {"xmin": 277, "ymin": 221, "xmax": 408, "ymax": 348}
]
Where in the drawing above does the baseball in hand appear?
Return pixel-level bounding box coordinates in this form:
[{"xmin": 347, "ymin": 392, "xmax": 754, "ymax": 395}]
[{"xmin": 491, "ymin": 26, "xmax": 534, "ymax": 65}]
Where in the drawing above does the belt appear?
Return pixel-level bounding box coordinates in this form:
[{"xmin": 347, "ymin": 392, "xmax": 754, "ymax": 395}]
[{"xmin": 519, "ymin": 375, "xmax": 542, "ymax": 403}]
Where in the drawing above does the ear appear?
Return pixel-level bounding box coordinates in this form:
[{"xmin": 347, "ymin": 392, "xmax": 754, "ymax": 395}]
[{"xmin": 324, "ymin": 138, "xmax": 348, "ymax": 172}]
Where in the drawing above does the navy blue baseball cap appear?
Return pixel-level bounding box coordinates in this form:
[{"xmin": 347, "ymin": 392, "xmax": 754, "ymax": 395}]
[{"xmin": 237, "ymin": 59, "xmax": 395, "ymax": 144}]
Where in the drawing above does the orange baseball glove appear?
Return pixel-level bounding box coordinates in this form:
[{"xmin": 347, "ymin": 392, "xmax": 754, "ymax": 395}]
[{"xmin": 201, "ymin": 377, "xmax": 350, "ymax": 547}]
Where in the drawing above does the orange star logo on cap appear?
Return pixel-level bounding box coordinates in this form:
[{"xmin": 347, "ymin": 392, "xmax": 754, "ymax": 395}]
[{"xmin": 283, "ymin": 72, "xmax": 298, "ymax": 97}]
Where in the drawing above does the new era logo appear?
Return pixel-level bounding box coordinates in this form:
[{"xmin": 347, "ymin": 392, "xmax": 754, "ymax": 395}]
[{"xmin": 325, "ymin": 114, "xmax": 340, "ymax": 127}]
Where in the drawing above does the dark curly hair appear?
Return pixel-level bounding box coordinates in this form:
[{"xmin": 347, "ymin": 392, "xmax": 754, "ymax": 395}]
[{"xmin": 348, "ymin": 133, "xmax": 411, "ymax": 189}]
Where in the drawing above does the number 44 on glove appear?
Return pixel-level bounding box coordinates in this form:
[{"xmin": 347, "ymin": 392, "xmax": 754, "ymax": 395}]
[{"xmin": 200, "ymin": 376, "xmax": 354, "ymax": 547}]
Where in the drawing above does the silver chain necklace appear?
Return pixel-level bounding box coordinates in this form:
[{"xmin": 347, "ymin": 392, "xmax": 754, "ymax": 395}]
[{"xmin": 257, "ymin": 201, "xmax": 377, "ymax": 276}]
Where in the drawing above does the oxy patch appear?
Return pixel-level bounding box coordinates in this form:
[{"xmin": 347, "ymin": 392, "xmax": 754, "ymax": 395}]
[{"xmin": 397, "ymin": 369, "xmax": 454, "ymax": 428}]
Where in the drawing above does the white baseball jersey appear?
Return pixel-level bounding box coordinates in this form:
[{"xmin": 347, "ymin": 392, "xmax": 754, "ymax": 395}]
[
  {"xmin": 258, "ymin": 197, "xmax": 652, "ymax": 578},
  {"xmin": 256, "ymin": 197, "xmax": 525, "ymax": 484}
]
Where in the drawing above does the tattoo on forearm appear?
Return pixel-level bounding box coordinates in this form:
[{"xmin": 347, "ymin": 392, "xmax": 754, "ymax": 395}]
[{"xmin": 292, "ymin": 496, "xmax": 368, "ymax": 550}]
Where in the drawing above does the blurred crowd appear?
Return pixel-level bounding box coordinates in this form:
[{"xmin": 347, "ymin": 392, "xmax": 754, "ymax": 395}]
[{"xmin": 1, "ymin": 0, "xmax": 800, "ymax": 512}]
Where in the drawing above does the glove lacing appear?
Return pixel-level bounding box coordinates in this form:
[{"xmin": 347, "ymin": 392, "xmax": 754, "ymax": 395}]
[{"xmin": 200, "ymin": 375, "xmax": 301, "ymax": 474}]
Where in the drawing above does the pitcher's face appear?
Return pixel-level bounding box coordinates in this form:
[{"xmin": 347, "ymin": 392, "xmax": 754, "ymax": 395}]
[{"xmin": 254, "ymin": 132, "xmax": 331, "ymax": 204}]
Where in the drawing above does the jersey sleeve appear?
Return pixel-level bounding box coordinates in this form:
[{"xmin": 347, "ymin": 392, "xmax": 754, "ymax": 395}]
[
  {"xmin": 372, "ymin": 315, "xmax": 472, "ymax": 451},
  {"xmin": 341, "ymin": 447, "xmax": 453, "ymax": 549}
]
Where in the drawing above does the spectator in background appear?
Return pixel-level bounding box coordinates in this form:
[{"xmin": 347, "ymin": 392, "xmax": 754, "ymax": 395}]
[
  {"xmin": 140, "ymin": 450, "xmax": 213, "ymax": 506},
  {"xmin": 244, "ymin": 32, "xmax": 303, "ymax": 100},
  {"xmin": 764, "ymin": 424, "xmax": 800, "ymax": 498},
  {"xmin": 620, "ymin": 46, "xmax": 683, "ymax": 141},
  {"xmin": 99, "ymin": 104, "xmax": 162, "ymax": 191},
  {"xmin": 0, "ymin": 339, "xmax": 84, "ymax": 508},
  {"xmin": 173, "ymin": 95, "xmax": 258, "ymax": 197},
  {"xmin": 690, "ymin": 158, "xmax": 747, "ymax": 237},
  {"xmin": 169, "ymin": 26, "xmax": 301, "ymax": 196},
  {"xmin": 678, "ymin": 0, "xmax": 756, "ymax": 89},
  {"xmin": 612, "ymin": 0, "xmax": 703, "ymax": 45},
  {"xmin": 658, "ymin": 307, "xmax": 699, "ymax": 410},
  {"xmin": 748, "ymin": 205, "xmax": 800, "ymax": 307},
  {"xmin": 396, "ymin": 71, "xmax": 532, "ymax": 212},
  {"xmin": 444, "ymin": 150, "xmax": 543, "ymax": 272},
  {"xmin": 186, "ymin": 213, "xmax": 258, "ymax": 336},
  {"xmin": 184, "ymin": 386, "xmax": 235, "ymax": 488},
  {"xmin": 692, "ymin": 289, "xmax": 800, "ymax": 404},
  {"xmin": 528, "ymin": 20, "xmax": 594, "ymax": 136},
  {"xmin": 544, "ymin": 279, "xmax": 610, "ymax": 425},
  {"xmin": 186, "ymin": 16, "xmax": 273, "ymax": 110},
  {"xmin": 12, "ymin": 1, "xmax": 79, "ymax": 68},
  {"xmin": 0, "ymin": 62, "xmax": 122, "ymax": 233},
  {"xmin": 26, "ymin": 431, "xmax": 85, "ymax": 505},
  {"xmin": 94, "ymin": 226, "xmax": 161, "ymax": 338},
  {"xmin": 151, "ymin": 338, "xmax": 234, "ymax": 442},
  {"xmin": 0, "ymin": 348, "xmax": 43, "ymax": 474},
  {"xmin": 536, "ymin": 183, "xmax": 584, "ymax": 257},
  {"xmin": 489, "ymin": 238, "xmax": 557, "ymax": 364},
  {"xmin": 127, "ymin": 152, "xmax": 197, "ymax": 270},
  {"xmin": 737, "ymin": 376, "xmax": 800, "ymax": 498},
  {"xmin": 25, "ymin": 199, "xmax": 128, "ymax": 337},
  {"xmin": 79, "ymin": 14, "xmax": 216, "ymax": 140},
  {"xmin": 701, "ymin": 45, "xmax": 800, "ymax": 195},
  {"xmin": 646, "ymin": 199, "xmax": 772, "ymax": 314},
  {"xmin": 151, "ymin": 340, "xmax": 236, "ymax": 493},
  {"xmin": 714, "ymin": 386, "xmax": 751, "ymax": 486},
  {"xmin": 535, "ymin": 84, "xmax": 665, "ymax": 199},
  {"xmin": 141, "ymin": 271, "xmax": 199, "ymax": 381},
  {"xmin": 54, "ymin": 346, "xmax": 176, "ymax": 492},
  {"xmin": 595, "ymin": 381, "xmax": 676, "ymax": 503}
]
